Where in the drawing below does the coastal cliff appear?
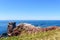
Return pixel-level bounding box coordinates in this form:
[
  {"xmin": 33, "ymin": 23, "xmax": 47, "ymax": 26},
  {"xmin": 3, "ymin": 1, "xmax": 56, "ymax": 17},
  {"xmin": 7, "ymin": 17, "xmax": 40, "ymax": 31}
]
[
  {"xmin": 0, "ymin": 22, "xmax": 60, "ymax": 40},
  {"xmin": 7, "ymin": 22, "xmax": 59, "ymax": 36}
]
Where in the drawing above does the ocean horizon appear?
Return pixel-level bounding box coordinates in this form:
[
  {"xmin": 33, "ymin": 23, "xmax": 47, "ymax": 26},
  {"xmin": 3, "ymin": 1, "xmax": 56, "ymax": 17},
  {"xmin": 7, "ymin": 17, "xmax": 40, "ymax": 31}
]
[{"xmin": 0, "ymin": 20, "xmax": 60, "ymax": 35}]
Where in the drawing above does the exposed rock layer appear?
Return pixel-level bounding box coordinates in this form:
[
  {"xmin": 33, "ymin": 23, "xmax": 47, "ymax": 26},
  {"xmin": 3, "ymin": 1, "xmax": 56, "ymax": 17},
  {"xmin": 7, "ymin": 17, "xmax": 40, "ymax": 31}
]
[
  {"xmin": 7, "ymin": 22, "xmax": 59, "ymax": 36},
  {"xmin": 8, "ymin": 22, "xmax": 16, "ymax": 36}
]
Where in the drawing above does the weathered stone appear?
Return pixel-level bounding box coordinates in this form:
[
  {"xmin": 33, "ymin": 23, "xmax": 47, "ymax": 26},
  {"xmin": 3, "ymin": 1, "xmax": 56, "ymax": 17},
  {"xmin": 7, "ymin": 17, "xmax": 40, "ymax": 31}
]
[
  {"xmin": 12, "ymin": 23, "xmax": 41, "ymax": 35},
  {"xmin": 7, "ymin": 23, "xmax": 59, "ymax": 36},
  {"xmin": 8, "ymin": 22, "xmax": 16, "ymax": 36}
]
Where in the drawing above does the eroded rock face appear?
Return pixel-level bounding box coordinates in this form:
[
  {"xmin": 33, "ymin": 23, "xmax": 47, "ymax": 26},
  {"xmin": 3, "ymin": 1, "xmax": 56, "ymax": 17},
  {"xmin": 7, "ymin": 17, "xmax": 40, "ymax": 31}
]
[
  {"xmin": 8, "ymin": 22, "xmax": 16, "ymax": 36},
  {"xmin": 7, "ymin": 23, "xmax": 59, "ymax": 36},
  {"xmin": 10, "ymin": 23, "xmax": 41, "ymax": 36},
  {"xmin": 16, "ymin": 23, "xmax": 59, "ymax": 33},
  {"xmin": 12, "ymin": 23, "xmax": 52, "ymax": 35}
]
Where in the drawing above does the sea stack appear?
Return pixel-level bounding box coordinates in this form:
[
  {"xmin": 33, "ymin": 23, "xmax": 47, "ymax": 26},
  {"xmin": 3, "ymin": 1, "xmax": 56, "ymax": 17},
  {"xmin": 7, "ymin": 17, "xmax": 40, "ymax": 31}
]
[{"xmin": 8, "ymin": 22, "xmax": 16, "ymax": 36}]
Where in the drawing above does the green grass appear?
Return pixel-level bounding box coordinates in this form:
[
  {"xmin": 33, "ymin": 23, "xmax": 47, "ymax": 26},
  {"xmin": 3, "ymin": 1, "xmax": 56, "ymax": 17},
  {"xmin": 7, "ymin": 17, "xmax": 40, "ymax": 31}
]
[{"xmin": 0, "ymin": 29, "xmax": 60, "ymax": 40}]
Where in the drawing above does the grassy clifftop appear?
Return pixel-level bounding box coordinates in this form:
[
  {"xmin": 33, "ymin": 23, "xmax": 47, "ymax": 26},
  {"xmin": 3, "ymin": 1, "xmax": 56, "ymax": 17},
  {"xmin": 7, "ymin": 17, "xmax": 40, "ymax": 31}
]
[{"xmin": 0, "ymin": 29, "xmax": 60, "ymax": 40}]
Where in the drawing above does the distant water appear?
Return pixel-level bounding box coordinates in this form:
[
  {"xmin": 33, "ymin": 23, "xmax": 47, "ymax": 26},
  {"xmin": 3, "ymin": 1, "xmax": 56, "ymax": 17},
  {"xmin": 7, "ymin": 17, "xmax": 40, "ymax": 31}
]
[{"xmin": 0, "ymin": 20, "xmax": 60, "ymax": 34}]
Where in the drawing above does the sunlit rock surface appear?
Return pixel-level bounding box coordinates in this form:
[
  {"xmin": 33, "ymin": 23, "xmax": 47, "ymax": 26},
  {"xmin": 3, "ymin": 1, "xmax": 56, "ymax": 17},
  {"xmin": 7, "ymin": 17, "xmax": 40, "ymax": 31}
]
[{"xmin": 7, "ymin": 23, "xmax": 59, "ymax": 36}]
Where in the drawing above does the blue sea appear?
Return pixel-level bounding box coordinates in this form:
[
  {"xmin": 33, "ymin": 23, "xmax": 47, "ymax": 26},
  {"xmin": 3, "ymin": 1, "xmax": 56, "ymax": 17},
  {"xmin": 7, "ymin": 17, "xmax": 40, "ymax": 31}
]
[{"xmin": 0, "ymin": 20, "xmax": 60, "ymax": 35}]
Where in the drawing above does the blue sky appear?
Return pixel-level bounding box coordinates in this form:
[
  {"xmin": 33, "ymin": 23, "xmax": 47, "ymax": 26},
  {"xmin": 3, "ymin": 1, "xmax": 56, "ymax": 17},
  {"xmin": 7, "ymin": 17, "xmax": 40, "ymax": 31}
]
[{"xmin": 0, "ymin": 0, "xmax": 60, "ymax": 20}]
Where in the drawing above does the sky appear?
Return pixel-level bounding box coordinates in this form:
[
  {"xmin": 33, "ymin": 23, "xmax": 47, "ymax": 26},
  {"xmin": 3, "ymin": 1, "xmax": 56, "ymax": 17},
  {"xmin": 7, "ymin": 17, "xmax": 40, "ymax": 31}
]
[{"xmin": 0, "ymin": 0, "xmax": 60, "ymax": 20}]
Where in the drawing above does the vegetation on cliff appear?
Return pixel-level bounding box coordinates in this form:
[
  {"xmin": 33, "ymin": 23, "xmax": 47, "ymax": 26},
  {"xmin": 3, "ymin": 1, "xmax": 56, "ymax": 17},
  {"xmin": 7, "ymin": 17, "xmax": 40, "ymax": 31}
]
[{"xmin": 0, "ymin": 29, "xmax": 60, "ymax": 40}]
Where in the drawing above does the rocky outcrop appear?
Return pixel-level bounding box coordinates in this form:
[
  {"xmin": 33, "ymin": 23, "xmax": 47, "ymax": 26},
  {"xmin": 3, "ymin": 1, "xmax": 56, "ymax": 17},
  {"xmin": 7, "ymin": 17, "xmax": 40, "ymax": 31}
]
[
  {"xmin": 11, "ymin": 23, "xmax": 37, "ymax": 36},
  {"xmin": 8, "ymin": 22, "xmax": 16, "ymax": 36},
  {"xmin": 13, "ymin": 23, "xmax": 41, "ymax": 34},
  {"xmin": 7, "ymin": 22, "xmax": 59, "ymax": 36}
]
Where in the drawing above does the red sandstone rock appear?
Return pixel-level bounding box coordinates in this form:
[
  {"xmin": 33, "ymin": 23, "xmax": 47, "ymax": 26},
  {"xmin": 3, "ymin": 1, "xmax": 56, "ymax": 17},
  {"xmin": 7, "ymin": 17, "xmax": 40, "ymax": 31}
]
[{"xmin": 7, "ymin": 23, "xmax": 59, "ymax": 36}]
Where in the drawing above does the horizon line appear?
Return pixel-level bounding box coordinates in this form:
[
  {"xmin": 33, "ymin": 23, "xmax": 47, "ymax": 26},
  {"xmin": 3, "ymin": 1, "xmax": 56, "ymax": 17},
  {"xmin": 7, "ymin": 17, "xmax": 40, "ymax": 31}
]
[{"xmin": 0, "ymin": 19, "xmax": 60, "ymax": 20}]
